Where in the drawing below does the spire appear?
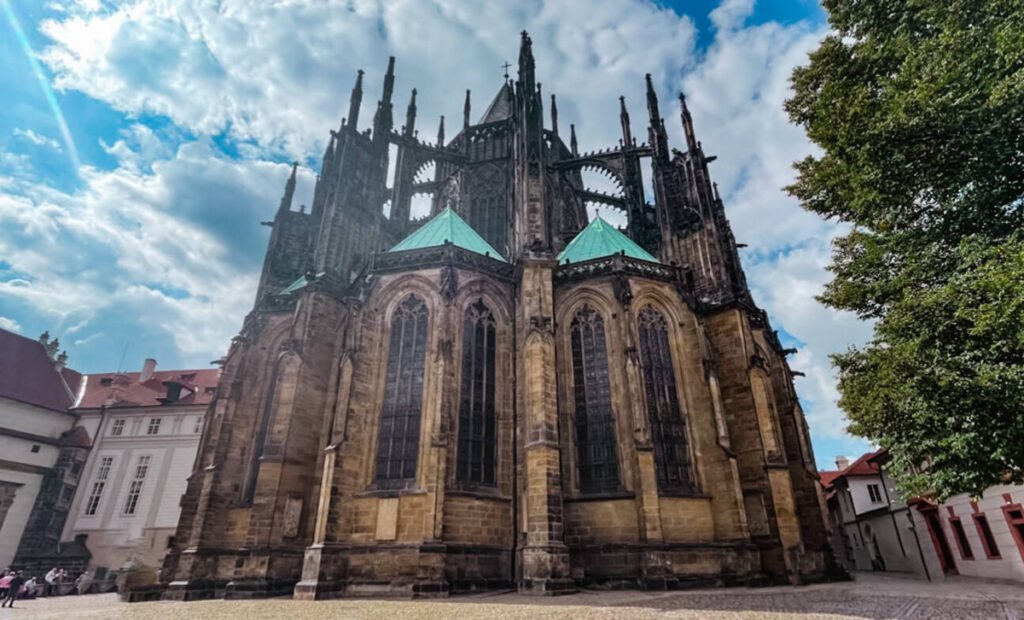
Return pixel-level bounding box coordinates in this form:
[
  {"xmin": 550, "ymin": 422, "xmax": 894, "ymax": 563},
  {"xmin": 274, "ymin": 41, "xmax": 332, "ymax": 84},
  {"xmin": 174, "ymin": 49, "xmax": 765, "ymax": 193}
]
[
  {"xmin": 278, "ymin": 161, "xmax": 298, "ymax": 214},
  {"xmin": 437, "ymin": 115, "xmax": 445, "ymax": 146},
  {"xmin": 550, "ymin": 94, "xmax": 559, "ymax": 136},
  {"xmin": 372, "ymin": 57, "xmax": 396, "ymax": 143},
  {"xmin": 570, "ymin": 123, "xmax": 578, "ymax": 156},
  {"xmin": 347, "ymin": 69, "xmax": 364, "ymax": 129},
  {"xmin": 382, "ymin": 56, "xmax": 395, "ymax": 106},
  {"xmin": 619, "ymin": 96, "xmax": 632, "ymax": 147},
  {"xmin": 645, "ymin": 73, "xmax": 661, "ymax": 127},
  {"xmin": 518, "ymin": 30, "xmax": 535, "ymax": 94},
  {"xmin": 403, "ymin": 88, "xmax": 417, "ymax": 137},
  {"xmin": 463, "ymin": 89, "xmax": 471, "ymax": 128},
  {"xmin": 680, "ymin": 92, "xmax": 698, "ymax": 152}
]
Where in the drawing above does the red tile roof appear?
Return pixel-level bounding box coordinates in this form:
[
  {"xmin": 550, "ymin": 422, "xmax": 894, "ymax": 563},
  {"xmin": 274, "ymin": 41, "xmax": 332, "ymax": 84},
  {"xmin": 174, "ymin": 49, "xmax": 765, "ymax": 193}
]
[
  {"xmin": 819, "ymin": 449, "xmax": 887, "ymax": 490},
  {"xmin": 0, "ymin": 328, "xmax": 83, "ymax": 413},
  {"xmin": 75, "ymin": 368, "xmax": 220, "ymax": 409}
]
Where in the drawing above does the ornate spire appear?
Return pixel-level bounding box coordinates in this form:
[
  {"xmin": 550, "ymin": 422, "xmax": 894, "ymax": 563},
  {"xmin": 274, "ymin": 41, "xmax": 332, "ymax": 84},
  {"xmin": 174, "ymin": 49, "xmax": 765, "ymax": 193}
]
[
  {"xmin": 570, "ymin": 123, "xmax": 578, "ymax": 156},
  {"xmin": 550, "ymin": 94, "xmax": 559, "ymax": 136},
  {"xmin": 463, "ymin": 89, "xmax": 471, "ymax": 128},
  {"xmin": 437, "ymin": 115, "xmax": 445, "ymax": 146},
  {"xmin": 518, "ymin": 30, "xmax": 535, "ymax": 94},
  {"xmin": 278, "ymin": 161, "xmax": 298, "ymax": 214},
  {"xmin": 404, "ymin": 88, "xmax": 417, "ymax": 137},
  {"xmin": 619, "ymin": 96, "xmax": 632, "ymax": 147},
  {"xmin": 645, "ymin": 73, "xmax": 661, "ymax": 127},
  {"xmin": 680, "ymin": 92, "xmax": 698, "ymax": 152},
  {"xmin": 347, "ymin": 69, "xmax": 364, "ymax": 129},
  {"xmin": 372, "ymin": 57, "xmax": 396, "ymax": 143}
]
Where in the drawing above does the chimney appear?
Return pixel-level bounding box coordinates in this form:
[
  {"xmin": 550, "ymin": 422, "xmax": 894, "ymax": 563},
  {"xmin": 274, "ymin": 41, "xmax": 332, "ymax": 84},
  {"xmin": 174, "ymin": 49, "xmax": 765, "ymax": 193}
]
[
  {"xmin": 835, "ymin": 455, "xmax": 849, "ymax": 471},
  {"xmin": 140, "ymin": 358, "xmax": 157, "ymax": 383}
]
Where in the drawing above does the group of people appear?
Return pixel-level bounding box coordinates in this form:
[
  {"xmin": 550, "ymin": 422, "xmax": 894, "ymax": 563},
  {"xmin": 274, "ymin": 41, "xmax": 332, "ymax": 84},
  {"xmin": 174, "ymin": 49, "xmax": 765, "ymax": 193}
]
[{"xmin": 0, "ymin": 567, "xmax": 90, "ymax": 608}]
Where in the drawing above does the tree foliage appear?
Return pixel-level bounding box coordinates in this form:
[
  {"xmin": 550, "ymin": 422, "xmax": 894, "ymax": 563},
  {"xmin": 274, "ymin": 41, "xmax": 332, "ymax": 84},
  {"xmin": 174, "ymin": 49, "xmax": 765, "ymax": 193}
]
[{"xmin": 786, "ymin": 0, "xmax": 1024, "ymax": 499}]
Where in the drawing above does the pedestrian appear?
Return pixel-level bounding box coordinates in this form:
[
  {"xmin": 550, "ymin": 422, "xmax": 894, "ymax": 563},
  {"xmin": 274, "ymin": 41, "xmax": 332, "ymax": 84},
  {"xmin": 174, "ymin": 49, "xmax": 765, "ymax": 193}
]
[
  {"xmin": 74, "ymin": 571, "xmax": 90, "ymax": 595},
  {"xmin": 22, "ymin": 576, "xmax": 37, "ymax": 599},
  {"xmin": 44, "ymin": 567, "xmax": 57, "ymax": 596},
  {"xmin": 1, "ymin": 571, "xmax": 24, "ymax": 608},
  {"xmin": 0, "ymin": 570, "xmax": 12, "ymax": 600}
]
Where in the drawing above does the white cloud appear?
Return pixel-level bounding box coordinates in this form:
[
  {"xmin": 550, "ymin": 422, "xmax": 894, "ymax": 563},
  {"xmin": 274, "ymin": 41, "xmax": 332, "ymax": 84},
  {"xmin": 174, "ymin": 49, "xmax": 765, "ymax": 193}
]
[
  {"xmin": 0, "ymin": 316, "xmax": 22, "ymax": 333},
  {"xmin": 13, "ymin": 128, "xmax": 63, "ymax": 151},
  {"xmin": 14, "ymin": 0, "xmax": 870, "ymax": 456}
]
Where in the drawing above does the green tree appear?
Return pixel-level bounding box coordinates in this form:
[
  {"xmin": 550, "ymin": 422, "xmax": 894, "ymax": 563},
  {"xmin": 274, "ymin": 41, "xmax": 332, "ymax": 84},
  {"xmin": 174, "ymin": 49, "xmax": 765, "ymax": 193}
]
[{"xmin": 786, "ymin": 0, "xmax": 1024, "ymax": 499}]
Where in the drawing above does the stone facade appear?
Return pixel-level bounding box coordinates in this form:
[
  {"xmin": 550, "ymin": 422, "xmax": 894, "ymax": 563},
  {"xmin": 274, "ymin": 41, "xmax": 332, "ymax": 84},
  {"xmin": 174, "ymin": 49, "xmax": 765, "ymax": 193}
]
[{"xmin": 160, "ymin": 33, "xmax": 837, "ymax": 600}]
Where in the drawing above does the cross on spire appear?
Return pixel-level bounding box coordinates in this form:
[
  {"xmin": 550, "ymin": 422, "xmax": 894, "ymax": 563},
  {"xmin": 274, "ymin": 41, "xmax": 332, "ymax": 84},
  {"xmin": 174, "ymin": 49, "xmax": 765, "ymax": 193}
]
[{"xmin": 502, "ymin": 61, "xmax": 512, "ymax": 79}]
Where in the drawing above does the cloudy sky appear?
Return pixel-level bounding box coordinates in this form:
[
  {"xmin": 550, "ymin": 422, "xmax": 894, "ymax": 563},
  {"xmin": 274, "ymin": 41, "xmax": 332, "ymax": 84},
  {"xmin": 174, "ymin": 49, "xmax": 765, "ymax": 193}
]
[{"xmin": 0, "ymin": 0, "xmax": 872, "ymax": 467}]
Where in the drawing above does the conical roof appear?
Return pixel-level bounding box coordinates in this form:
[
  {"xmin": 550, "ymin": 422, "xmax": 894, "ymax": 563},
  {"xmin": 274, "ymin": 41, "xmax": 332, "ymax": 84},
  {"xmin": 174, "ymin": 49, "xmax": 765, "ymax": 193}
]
[
  {"xmin": 557, "ymin": 216, "xmax": 659, "ymax": 265},
  {"xmin": 389, "ymin": 208, "xmax": 506, "ymax": 261}
]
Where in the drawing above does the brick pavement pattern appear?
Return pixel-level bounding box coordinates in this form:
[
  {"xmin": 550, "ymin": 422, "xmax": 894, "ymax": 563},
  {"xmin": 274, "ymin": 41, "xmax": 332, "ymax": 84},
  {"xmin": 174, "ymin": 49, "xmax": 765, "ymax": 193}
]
[{"xmin": 10, "ymin": 574, "xmax": 1024, "ymax": 619}]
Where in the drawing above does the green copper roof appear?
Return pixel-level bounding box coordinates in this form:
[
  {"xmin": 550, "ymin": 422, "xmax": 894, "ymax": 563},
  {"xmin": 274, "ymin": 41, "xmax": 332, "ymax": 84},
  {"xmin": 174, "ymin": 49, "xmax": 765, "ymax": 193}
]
[
  {"xmin": 389, "ymin": 207, "xmax": 506, "ymax": 261},
  {"xmin": 280, "ymin": 274, "xmax": 308, "ymax": 295},
  {"xmin": 557, "ymin": 216, "xmax": 660, "ymax": 265}
]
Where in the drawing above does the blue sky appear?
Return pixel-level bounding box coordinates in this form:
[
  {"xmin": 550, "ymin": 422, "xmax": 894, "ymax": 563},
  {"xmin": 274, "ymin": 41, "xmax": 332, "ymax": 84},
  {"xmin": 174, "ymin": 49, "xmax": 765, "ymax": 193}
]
[{"xmin": 0, "ymin": 0, "xmax": 868, "ymax": 468}]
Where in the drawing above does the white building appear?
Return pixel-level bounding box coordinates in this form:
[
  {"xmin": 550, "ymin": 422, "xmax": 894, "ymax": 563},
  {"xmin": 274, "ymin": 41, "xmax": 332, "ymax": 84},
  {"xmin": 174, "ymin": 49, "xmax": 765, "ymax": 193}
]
[
  {"xmin": 823, "ymin": 449, "xmax": 1024, "ymax": 584},
  {"xmin": 61, "ymin": 359, "xmax": 218, "ymax": 586},
  {"xmin": 0, "ymin": 330, "xmax": 84, "ymax": 571}
]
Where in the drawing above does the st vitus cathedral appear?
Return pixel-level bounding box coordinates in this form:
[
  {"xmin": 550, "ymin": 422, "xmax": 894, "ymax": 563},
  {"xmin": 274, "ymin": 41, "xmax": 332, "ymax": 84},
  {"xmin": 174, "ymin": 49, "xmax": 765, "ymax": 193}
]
[{"xmin": 161, "ymin": 33, "xmax": 836, "ymax": 600}]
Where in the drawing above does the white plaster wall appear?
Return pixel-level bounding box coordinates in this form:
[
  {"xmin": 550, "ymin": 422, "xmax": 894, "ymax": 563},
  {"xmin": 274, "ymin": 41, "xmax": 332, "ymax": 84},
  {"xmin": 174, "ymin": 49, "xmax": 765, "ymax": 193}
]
[
  {"xmin": 848, "ymin": 476, "xmax": 887, "ymax": 515},
  {"xmin": 0, "ymin": 398, "xmax": 75, "ymax": 438},
  {"xmin": 941, "ymin": 486, "xmax": 1024, "ymax": 583},
  {"xmin": 154, "ymin": 446, "xmax": 197, "ymax": 528}
]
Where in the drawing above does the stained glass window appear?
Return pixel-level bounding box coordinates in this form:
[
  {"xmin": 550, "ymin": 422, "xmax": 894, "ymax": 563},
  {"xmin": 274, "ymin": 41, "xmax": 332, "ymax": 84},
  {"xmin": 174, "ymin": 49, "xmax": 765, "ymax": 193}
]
[
  {"xmin": 374, "ymin": 295, "xmax": 429, "ymax": 488},
  {"xmin": 457, "ymin": 300, "xmax": 497, "ymax": 486},
  {"xmin": 570, "ymin": 306, "xmax": 620, "ymax": 493},
  {"xmin": 637, "ymin": 306, "xmax": 693, "ymax": 493}
]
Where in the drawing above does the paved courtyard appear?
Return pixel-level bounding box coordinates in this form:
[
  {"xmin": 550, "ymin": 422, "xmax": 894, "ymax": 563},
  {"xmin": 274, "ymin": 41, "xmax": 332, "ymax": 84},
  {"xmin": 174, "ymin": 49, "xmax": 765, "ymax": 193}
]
[{"xmin": 4, "ymin": 574, "xmax": 1022, "ymax": 619}]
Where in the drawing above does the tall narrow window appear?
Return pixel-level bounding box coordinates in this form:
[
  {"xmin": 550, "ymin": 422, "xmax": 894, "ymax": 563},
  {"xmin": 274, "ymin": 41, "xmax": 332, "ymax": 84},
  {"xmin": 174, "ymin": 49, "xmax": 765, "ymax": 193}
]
[
  {"xmin": 457, "ymin": 301, "xmax": 497, "ymax": 486},
  {"xmin": 84, "ymin": 456, "xmax": 113, "ymax": 516},
  {"xmin": 570, "ymin": 306, "xmax": 620, "ymax": 494},
  {"xmin": 637, "ymin": 306, "xmax": 692, "ymax": 494},
  {"xmin": 949, "ymin": 516, "xmax": 973, "ymax": 559},
  {"xmin": 974, "ymin": 514, "xmax": 1001, "ymax": 558},
  {"xmin": 374, "ymin": 295, "xmax": 429, "ymax": 488},
  {"xmin": 122, "ymin": 455, "xmax": 151, "ymax": 516}
]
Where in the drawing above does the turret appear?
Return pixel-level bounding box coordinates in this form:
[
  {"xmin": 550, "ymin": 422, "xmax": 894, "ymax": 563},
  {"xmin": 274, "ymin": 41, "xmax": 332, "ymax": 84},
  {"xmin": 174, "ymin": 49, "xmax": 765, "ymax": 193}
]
[
  {"xmin": 278, "ymin": 162, "xmax": 298, "ymax": 215},
  {"xmin": 347, "ymin": 69, "xmax": 364, "ymax": 129},
  {"xmin": 680, "ymin": 92, "xmax": 698, "ymax": 153},
  {"xmin": 550, "ymin": 93, "xmax": 559, "ymax": 136},
  {"xmin": 570, "ymin": 124, "xmax": 578, "ymax": 156},
  {"xmin": 518, "ymin": 30, "xmax": 535, "ymax": 95},
  {"xmin": 437, "ymin": 115, "xmax": 445, "ymax": 147},
  {"xmin": 372, "ymin": 57, "xmax": 396, "ymax": 146},
  {"xmin": 464, "ymin": 89, "xmax": 471, "ymax": 128},
  {"xmin": 619, "ymin": 96, "xmax": 632, "ymax": 147},
  {"xmin": 403, "ymin": 89, "xmax": 417, "ymax": 137}
]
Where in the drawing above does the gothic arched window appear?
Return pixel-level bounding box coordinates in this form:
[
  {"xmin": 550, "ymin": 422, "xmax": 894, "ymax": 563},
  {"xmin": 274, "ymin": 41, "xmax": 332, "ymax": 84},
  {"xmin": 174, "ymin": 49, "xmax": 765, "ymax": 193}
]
[
  {"xmin": 637, "ymin": 306, "xmax": 693, "ymax": 493},
  {"xmin": 374, "ymin": 295, "xmax": 429, "ymax": 488},
  {"xmin": 457, "ymin": 300, "xmax": 497, "ymax": 486},
  {"xmin": 570, "ymin": 306, "xmax": 620, "ymax": 494}
]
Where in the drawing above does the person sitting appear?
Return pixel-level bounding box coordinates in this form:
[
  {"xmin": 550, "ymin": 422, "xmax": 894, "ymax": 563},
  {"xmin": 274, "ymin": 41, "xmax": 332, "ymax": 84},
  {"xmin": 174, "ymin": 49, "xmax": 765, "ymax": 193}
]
[{"xmin": 22, "ymin": 577, "xmax": 37, "ymax": 599}]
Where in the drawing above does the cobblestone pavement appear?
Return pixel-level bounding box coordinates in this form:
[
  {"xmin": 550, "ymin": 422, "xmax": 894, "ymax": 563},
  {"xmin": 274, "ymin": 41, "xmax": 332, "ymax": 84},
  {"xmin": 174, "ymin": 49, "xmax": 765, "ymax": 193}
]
[{"xmin": 4, "ymin": 573, "xmax": 1022, "ymax": 619}]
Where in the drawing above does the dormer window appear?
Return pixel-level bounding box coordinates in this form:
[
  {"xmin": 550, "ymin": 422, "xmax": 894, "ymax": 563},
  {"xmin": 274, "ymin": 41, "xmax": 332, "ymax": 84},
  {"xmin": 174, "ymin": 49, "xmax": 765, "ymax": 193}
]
[{"xmin": 161, "ymin": 382, "xmax": 183, "ymax": 403}]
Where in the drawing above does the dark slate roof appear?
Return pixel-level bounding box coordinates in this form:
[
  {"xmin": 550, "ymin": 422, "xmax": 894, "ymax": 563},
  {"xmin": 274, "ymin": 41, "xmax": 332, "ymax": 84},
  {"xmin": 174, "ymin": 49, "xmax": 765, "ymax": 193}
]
[
  {"xmin": 389, "ymin": 207, "xmax": 506, "ymax": 261},
  {"xmin": 478, "ymin": 83, "xmax": 513, "ymax": 124},
  {"xmin": 75, "ymin": 368, "xmax": 220, "ymax": 409},
  {"xmin": 557, "ymin": 216, "xmax": 660, "ymax": 265},
  {"xmin": 0, "ymin": 328, "xmax": 82, "ymax": 413}
]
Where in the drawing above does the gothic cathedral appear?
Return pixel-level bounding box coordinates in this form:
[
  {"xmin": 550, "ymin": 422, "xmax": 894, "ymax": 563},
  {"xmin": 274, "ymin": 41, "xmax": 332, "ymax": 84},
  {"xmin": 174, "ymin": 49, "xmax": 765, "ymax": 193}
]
[{"xmin": 161, "ymin": 33, "xmax": 835, "ymax": 599}]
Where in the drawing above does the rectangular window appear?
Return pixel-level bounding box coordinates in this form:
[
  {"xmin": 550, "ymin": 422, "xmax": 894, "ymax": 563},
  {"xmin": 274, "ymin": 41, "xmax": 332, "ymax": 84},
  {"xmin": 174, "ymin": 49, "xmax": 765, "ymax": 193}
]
[
  {"xmin": 192, "ymin": 417, "xmax": 203, "ymax": 434},
  {"xmin": 84, "ymin": 456, "xmax": 114, "ymax": 516},
  {"xmin": 868, "ymin": 484, "xmax": 882, "ymax": 503},
  {"xmin": 110, "ymin": 419, "xmax": 126, "ymax": 436},
  {"xmin": 122, "ymin": 455, "xmax": 151, "ymax": 516},
  {"xmin": 146, "ymin": 418, "xmax": 162, "ymax": 435},
  {"xmin": 949, "ymin": 516, "xmax": 974, "ymax": 559},
  {"xmin": 974, "ymin": 514, "xmax": 1001, "ymax": 558}
]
